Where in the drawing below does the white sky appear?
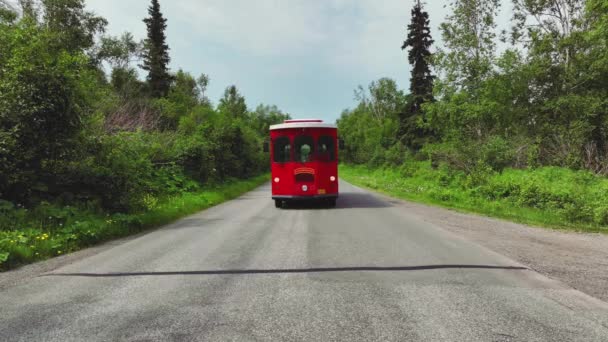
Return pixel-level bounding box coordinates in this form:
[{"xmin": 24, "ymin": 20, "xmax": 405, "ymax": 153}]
[{"xmin": 81, "ymin": 0, "xmax": 513, "ymax": 122}]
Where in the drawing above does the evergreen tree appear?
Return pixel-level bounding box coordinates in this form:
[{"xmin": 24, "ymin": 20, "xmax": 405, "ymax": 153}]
[
  {"xmin": 402, "ymin": 0, "xmax": 434, "ymax": 112},
  {"xmin": 400, "ymin": 0, "xmax": 435, "ymax": 149},
  {"xmin": 141, "ymin": 0, "xmax": 171, "ymax": 98}
]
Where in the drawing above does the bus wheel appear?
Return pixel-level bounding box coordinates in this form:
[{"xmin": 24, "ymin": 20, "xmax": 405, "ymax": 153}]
[{"xmin": 274, "ymin": 199, "xmax": 282, "ymax": 208}]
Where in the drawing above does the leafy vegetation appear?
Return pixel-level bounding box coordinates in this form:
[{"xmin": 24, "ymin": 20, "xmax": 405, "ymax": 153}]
[
  {"xmin": 0, "ymin": 175, "xmax": 268, "ymax": 270},
  {"xmin": 0, "ymin": 0, "xmax": 289, "ymax": 270},
  {"xmin": 341, "ymin": 164, "xmax": 608, "ymax": 233},
  {"xmin": 141, "ymin": 0, "xmax": 172, "ymax": 98},
  {"xmin": 339, "ymin": 0, "xmax": 608, "ymax": 232}
]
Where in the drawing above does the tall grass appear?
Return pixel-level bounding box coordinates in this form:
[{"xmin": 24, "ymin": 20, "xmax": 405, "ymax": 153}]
[
  {"xmin": 340, "ymin": 163, "xmax": 608, "ymax": 233},
  {"xmin": 0, "ymin": 175, "xmax": 268, "ymax": 271}
]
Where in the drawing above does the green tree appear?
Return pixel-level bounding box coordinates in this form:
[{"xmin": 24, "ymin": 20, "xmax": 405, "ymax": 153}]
[
  {"xmin": 141, "ymin": 0, "xmax": 171, "ymax": 98},
  {"xmin": 110, "ymin": 67, "xmax": 145, "ymax": 99},
  {"xmin": 436, "ymin": 0, "xmax": 500, "ymax": 93},
  {"xmin": 42, "ymin": 0, "xmax": 107, "ymax": 53},
  {"xmin": 98, "ymin": 32, "xmax": 140, "ymax": 69},
  {"xmin": 197, "ymin": 73, "xmax": 210, "ymax": 105},
  {"xmin": 0, "ymin": 19, "xmax": 97, "ymax": 201},
  {"xmin": 425, "ymin": 0, "xmax": 501, "ymax": 142},
  {"xmin": 338, "ymin": 78, "xmax": 406, "ymax": 165},
  {"xmin": 400, "ymin": 0, "xmax": 435, "ymax": 149},
  {"xmin": 507, "ymin": 0, "xmax": 607, "ymax": 169},
  {"xmin": 250, "ymin": 104, "xmax": 291, "ymax": 135},
  {"xmin": 218, "ymin": 85, "xmax": 247, "ymax": 119},
  {"xmin": 402, "ymin": 0, "xmax": 434, "ymax": 111},
  {"xmin": 151, "ymin": 70, "xmax": 201, "ymax": 129}
]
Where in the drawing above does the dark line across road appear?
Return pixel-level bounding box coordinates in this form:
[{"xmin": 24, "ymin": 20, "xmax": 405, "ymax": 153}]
[{"xmin": 43, "ymin": 264, "xmax": 529, "ymax": 278}]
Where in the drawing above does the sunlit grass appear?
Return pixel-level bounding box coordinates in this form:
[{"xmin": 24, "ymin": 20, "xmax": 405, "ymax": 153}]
[
  {"xmin": 0, "ymin": 175, "xmax": 268, "ymax": 271},
  {"xmin": 340, "ymin": 163, "xmax": 608, "ymax": 234}
]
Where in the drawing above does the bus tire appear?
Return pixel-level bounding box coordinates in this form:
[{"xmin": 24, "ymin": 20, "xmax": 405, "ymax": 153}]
[{"xmin": 274, "ymin": 199, "xmax": 282, "ymax": 208}]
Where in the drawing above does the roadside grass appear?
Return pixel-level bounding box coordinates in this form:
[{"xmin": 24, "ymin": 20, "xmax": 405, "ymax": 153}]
[
  {"xmin": 0, "ymin": 175, "xmax": 268, "ymax": 271},
  {"xmin": 340, "ymin": 163, "xmax": 608, "ymax": 234}
]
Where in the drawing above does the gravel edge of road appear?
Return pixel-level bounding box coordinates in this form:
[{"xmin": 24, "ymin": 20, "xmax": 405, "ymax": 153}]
[{"xmin": 352, "ymin": 183, "xmax": 608, "ymax": 304}]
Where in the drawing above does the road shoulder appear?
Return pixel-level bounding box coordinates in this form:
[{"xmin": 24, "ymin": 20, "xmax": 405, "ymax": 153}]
[{"xmin": 358, "ymin": 184, "xmax": 608, "ymax": 303}]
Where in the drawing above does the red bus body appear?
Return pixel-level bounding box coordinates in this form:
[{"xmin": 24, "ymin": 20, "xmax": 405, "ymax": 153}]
[{"xmin": 270, "ymin": 119, "xmax": 339, "ymax": 207}]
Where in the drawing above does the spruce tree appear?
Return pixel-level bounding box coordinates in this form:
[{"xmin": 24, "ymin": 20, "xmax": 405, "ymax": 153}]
[
  {"xmin": 142, "ymin": 0, "xmax": 171, "ymax": 98},
  {"xmin": 403, "ymin": 0, "xmax": 434, "ymax": 110},
  {"xmin": 400, "ymin": 0, "xmax": 434, "ymax": 149}
]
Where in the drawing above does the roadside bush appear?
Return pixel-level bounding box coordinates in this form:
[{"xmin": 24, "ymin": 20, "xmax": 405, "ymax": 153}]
[
  {"xmin": 0, "ymin": 175, "xmax": 268, "ymax": 270},
  {"xmin": 340, "ymin": 163, "xmax": 608, "ymax": 232},
  {"xmin": 479, "ymin": 136, "xmax": 515, "ymax": 171},
  {"xmin": 384, "ymin": 142, "xmax": 408, "ymax": 166},
  {"xmin": 59, "ymin": 132, "xmax": 159, "ymax": 211},
  {"xmin": 421, "ymin": 136, "xmax": 514, "ymax": 174},
  {"xmin": 593, "ymin": 206, "xmax": 608, "ymax": 225},
  {"xmin": 0, "ymin": 21, "xmax": 98, "ymax": 202}
]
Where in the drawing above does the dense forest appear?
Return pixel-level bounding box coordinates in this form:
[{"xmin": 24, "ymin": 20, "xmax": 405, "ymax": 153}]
[
  {"xmin": 0, "ymin": 0, "xmax": 288, "ymax": 268},
  {"xmin": 339, "ymin": 0, "xmax": 608, "ymax": 231}
]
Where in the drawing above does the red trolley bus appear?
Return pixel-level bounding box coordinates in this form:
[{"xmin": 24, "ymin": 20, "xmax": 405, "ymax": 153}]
[{"xmin": 267, "ymin": 119, "xmax": 341, "ymax": 208}]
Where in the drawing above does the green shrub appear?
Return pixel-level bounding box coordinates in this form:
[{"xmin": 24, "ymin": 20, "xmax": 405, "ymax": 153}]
[
  {"xmin": 480, "ymin": 136, "xmax": 515, "ymax": 171},
  {"xmin": 384, "ymin": 142, "xmax": 408, "ymax": 166},
  {"xmin": 340, "ymin": 163, "xmax": 608, "ymax": 233},
  {"xmin": 593, "ymin": 206, "xmax": 608, "ymax": 225},
  {"xmin": 0, "ymin": 175, "xmax": 268, "ymax": 271}
]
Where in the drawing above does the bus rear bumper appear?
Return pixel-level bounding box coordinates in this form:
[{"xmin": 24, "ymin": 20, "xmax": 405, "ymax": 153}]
[{"xmin": 272, "ymin": 194, "xmax": 338, "ymax": 200}]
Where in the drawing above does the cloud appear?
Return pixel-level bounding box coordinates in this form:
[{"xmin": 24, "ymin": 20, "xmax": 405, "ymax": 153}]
[
  {"xmin": 169, "ymin": 0, "xmax": 425, "ymax": 75},
  {"xmin": 83, "ymin": 0, "xmax": 512, "ymax": 121},
  {"xmin": 173, "ymin": 0, "xmax": 329, "ymax": 56}
]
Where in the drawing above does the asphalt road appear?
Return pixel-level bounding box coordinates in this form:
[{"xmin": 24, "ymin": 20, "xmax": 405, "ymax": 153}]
[{"xmin": 1, "ymin": 181, "xmax": 608, "ymax": 341}]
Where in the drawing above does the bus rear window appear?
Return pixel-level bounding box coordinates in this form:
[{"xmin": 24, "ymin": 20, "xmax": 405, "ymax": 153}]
[
  {"xmin": 295, "ymin": 135, "xmax": 314, "ymax": 163},
  {"xmin": 273, "ymin": 137, "xmax": 291, "ymax": 162},
  {"xmin": 317, "ymin": 136, "xmax": 335, "ymax": 162}
]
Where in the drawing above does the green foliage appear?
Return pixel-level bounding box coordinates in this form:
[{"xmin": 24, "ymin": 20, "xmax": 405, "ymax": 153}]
[
  {"xmin": 0, "ymin": 2, "xmax": 287, "ymax": 271},
  {"xmin": 42, "ymin": 0, "xmax": 108, "ymax": 53},
  {"xmin": 402, "ymin": 2, "xmax": 434, "ymax": 101},
  {"xmin": 400, "ymin": 1, "xmax": 435, "ymax": 149},
  {"xmin": 0, "ymin": 19, "xmax": 98, "ymax": 201},
  {"xmin": 154, "ymin": 69, "xmax": 207, "ymax": 129},
  {"xmin": 218, "ymin": 85, "xmax": 248, "ymax": 119},
  {"xmin": 110, "ymin": 67, "xmax": 146, "ymax": 99},
  {"xmin": 55, "ymin": 132, "xmax": 171, "ymax": 211},
  {"xmin": 436, "ymin": 0, "xmax": 500, "ymax": 92},
  {"xmin": 338, "ymin": 78, "xmax": 405, "ymax": 164},
  {"xmin": 341, "ymin": 164, "xmax": 608, "ymax": 233},
  {"xmin": 98, "ymin": 32, "xmax": 140, "ymax": 68},
  {"xmin": 249, "ymin": 104, "xmax": 292, "ymax": 136},
  {"xmin": 343, "ymin": 0, "xmax": 608, "ymax": 176},
  {"xmin": 141, "ymin": 0, "xmax": 171, "ymax": 98},
  {"xmin": 0, "ymin": 175, "xmax": 268, "ymax": 270}
]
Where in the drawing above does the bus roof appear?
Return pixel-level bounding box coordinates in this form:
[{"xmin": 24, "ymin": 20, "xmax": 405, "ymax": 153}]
[{"xmin": 270, "ymin": 119, "xmax": 337, "ymax": 131}]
